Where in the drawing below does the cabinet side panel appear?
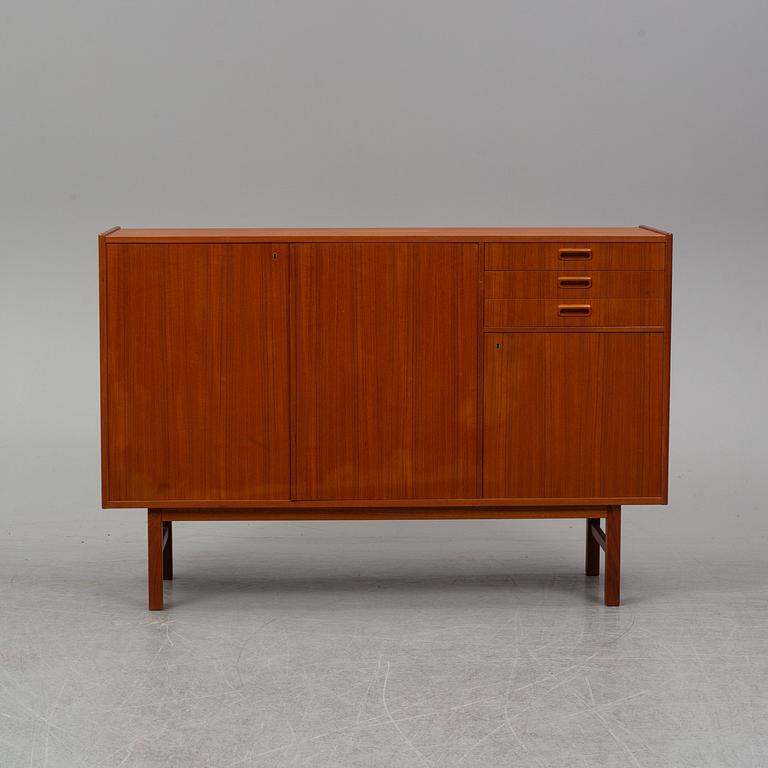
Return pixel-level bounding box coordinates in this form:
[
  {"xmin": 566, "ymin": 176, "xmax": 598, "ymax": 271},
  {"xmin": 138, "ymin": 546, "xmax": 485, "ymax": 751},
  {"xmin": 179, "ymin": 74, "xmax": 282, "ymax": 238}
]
[
  {"xmin": 99, "ymin": 233, "xmax": 110, "ymax": 504},
  {"xmin": 294, "ymin": 242, "xmax": 479, "ymax": 500},
  {"xmin": 662, "ymin": 233, "xmax": 673, "ymax": 501},
  {"xmin": 104, "ymin": 243, "xmax": 289, "ymax": 502}
]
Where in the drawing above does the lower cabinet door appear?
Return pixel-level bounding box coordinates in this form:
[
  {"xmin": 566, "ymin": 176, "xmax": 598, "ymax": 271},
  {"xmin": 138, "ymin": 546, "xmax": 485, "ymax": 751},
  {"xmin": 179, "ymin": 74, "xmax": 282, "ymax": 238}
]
[
  {"xmin": 103, "ymin": 243, "xmax": 290, "ymax": 503},
  {"xmin": 483, "ymin": 332, "xmax": 666, "ymax": 500},
  {"xmin": 294, "ymin": 242, "xmax": 479, "ymax": 500}
]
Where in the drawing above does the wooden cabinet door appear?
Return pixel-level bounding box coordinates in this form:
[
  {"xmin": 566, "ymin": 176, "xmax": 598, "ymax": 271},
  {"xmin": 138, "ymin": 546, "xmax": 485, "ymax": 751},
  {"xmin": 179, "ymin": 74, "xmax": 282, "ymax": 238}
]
[
  {"xmin": 103, "ymin": 243, "xmax": 290, "ymax": 503},
  {"xmin": 483, "ymin": 332, "xmax": 665, "ymax": 501},
  {"xmin": 293, "ymin": 243, "xmax": 479, "ymax": 500}
]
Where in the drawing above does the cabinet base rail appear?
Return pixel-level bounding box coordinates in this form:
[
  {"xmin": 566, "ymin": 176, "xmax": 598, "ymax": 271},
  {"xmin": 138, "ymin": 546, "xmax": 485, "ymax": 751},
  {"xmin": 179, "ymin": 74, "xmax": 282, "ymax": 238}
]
[{"xmin": 147, "ymin": 505, "xmax": 622, "ymax": 610}]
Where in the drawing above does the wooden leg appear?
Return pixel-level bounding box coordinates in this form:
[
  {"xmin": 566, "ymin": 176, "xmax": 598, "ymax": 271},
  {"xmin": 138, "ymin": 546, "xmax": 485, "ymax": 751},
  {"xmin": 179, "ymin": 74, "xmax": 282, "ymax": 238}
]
[
  {"xmin": 148, "ymin": 509, "xmax": 164, "ymax": 610},
  {"xmin": 604, "ymin": 505, "xmax": 621, "ymax": 607},
  {"xmin": 162, "ymin": 521, "xmax": 173, "ymax": 580},
  {"xmin": 585, "ymin": 518, "xmax": 600, "ymax": 576}
]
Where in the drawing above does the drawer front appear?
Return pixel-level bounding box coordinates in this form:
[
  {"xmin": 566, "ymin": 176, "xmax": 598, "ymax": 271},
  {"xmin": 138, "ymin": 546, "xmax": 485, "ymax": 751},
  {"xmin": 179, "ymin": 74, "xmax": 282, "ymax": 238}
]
[
  {"xmin": 485, "ymin": 242, "xmax": 666, "ymax": 271},
  {"xmin": 485, "ymin": 298, "xmax": 664, "ymax": 328},
  {"xmin": 485, "ymin": 270, "xmax": 665, "ymax": 300}
]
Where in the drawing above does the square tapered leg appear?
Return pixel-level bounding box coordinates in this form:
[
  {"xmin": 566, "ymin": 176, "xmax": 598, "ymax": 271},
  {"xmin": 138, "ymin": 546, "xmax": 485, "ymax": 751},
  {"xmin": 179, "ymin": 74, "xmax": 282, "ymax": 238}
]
[
  {"xmin": 604, "ymin": 506, "xmax": 621, "ymax": 607},
  {"xmin": 148, "ymin": 509, "xmax": 164, "ymax": 610}
]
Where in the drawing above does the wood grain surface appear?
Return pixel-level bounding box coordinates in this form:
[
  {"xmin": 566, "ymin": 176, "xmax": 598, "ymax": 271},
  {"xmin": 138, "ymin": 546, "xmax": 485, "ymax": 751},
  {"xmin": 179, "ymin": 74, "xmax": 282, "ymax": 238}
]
[
  {"xmin": 485, "ymin": 298, "xmax": 665, "ymax": 327},
  {"xmin": 103, "ymin": 243, "xmax": 290, "ymax": 503},
  {"xmin": 484, "ymin": 270, "xmax": 666, "ymax": 299},
  {"xmin": 485, "ymin": 242, "xmax": 666, "ymax": 270},
  {"xmin": 483, "ymin": 332, "xmax": 665, "ymax": 499},
  {"xmin": 106, "ymin": 227, "xmax": 666, "ymax": 243},
  {"xmin": 159, "ymin": 507, "xmax": 612, "ymax": 521},
  {"xmin": 293, "ymin": 242, "xmax": 479, "ymax": 500},
  {"xmin": 99, "ymin": 228, "xmax": 671, "ymax": 511}
]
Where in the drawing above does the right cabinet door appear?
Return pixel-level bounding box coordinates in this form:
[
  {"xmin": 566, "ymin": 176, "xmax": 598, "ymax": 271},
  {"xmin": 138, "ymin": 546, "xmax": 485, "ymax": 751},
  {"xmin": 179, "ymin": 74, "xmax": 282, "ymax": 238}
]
[{"xmin": 483, "ymin": 332, "xmax": 666, "ymax": 501}]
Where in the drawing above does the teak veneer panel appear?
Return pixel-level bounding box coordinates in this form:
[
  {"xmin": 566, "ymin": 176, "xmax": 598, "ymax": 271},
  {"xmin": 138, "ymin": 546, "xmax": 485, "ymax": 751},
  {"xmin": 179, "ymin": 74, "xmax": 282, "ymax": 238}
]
[
  {"xmin": 485, "ymin": 242, "xmax": 666, "ymax": 270},
  {"xmin": 159, "ymin": 508, "xmax": 611, "ymax": 521},
  {"xmin": 293, "ymin": 242, "xmax": 479, "ymax": 500},
  {"xmin": 103, "ymin": 243, "xmax": 290, "ymax": 503},
  {"xmin": 485, "ymin": 270, "xmax": 666, "ymax": 300},
  {"xmin": 483, "ymin": 332, "xmax": 665, "ymax": 500},
  {"xmin": 485, "ymin": 298, "xmax": 665, "ymax": 328},
  {"xmin": 105, "ymin": 495, "xmax": 664, "ymax": 508},
  {"xmin": 106, "ymin": 227, "xmax": 666, "ymax": 243}
]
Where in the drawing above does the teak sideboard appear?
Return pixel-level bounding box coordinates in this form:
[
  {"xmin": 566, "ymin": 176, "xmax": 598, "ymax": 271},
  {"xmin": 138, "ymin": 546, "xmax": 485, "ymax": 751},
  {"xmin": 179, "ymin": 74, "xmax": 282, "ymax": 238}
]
[{"xmin": 99, "ymin": 226, "xmax": 672, "ymax": 609}]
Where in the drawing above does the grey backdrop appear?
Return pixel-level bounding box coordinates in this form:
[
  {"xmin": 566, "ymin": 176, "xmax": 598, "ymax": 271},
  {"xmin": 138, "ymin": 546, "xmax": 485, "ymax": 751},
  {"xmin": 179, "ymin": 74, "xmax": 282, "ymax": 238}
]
[
  {"xmin": 4, "ymin": 2, "xmax": 768, "ymax": 766},
  {"xmin": 2, "ymin": 0, "xmax": 767, "ymax": 555}
]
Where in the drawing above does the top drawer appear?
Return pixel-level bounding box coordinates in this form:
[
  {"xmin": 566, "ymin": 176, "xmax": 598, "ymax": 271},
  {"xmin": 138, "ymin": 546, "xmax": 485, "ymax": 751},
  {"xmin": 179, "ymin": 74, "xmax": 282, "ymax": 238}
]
[{"xmin": 485, "ymin": 242, "xmax": 666, "ymax": 271}]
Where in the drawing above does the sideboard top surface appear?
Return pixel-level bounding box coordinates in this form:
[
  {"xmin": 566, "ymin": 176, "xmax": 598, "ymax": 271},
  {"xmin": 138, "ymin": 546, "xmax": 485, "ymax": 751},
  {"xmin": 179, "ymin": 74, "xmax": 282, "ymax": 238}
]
[{"xmin": 103, "ymin": 227, "xmax": 668, "ymax": 244}]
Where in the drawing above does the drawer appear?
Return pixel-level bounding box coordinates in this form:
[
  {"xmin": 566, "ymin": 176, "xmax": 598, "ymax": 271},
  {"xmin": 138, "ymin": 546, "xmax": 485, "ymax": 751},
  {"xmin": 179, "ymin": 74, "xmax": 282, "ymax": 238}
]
[
  {"xmin": 485, "ymin": 298, "xmax": 665, "ymax": 328},
  {"xmin": 485, "ymin": 270, "xmax": 665, "ymax": 300},
  {"xmin": 485, "ymin": 242, "xmax": 666, "ymax": 271}
]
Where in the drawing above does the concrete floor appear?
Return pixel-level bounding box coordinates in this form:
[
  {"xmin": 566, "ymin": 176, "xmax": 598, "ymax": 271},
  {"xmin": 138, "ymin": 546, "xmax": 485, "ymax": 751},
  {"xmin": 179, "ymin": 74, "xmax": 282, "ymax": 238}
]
[{"xmin": 1, "ymin": 511, "xmax": 767, "ymax": 767}]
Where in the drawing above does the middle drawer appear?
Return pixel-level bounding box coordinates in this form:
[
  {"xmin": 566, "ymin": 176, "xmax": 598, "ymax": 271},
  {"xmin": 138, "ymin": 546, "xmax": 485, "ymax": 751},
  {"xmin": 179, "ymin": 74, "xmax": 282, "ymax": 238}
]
[{"xmin": 485, "ymin": 269, "xmax": 665, "ymax": 300}]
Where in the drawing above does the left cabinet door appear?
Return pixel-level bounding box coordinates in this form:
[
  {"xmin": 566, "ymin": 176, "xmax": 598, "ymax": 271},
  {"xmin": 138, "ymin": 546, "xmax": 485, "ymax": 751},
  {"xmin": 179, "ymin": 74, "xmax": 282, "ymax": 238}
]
[{"xmin": 102, "ymin": 243, "xmax": 290, "ymax": 504}]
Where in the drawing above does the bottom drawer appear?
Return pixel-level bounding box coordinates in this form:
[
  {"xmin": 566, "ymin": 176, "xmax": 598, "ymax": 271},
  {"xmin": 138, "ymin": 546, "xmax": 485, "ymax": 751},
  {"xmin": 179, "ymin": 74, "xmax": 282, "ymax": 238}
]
[{"xmin": 485, "ymin": 298, "xmax": 664, "ymax": 327}]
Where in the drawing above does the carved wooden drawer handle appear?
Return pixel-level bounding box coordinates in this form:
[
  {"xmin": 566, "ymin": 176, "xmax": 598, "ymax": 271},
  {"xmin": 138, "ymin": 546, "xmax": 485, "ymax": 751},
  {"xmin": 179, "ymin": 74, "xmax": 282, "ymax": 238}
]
[
  {"xmin": 558, "ymin": 275, "xmax": 592, "ymax": 288},
  {"xmin": 558, "ymin": 248, "xmax": 592, "ymax": 260},
  {"xmin": 557, "ymin": 304, "xmax": 592, "ymax": 317}
]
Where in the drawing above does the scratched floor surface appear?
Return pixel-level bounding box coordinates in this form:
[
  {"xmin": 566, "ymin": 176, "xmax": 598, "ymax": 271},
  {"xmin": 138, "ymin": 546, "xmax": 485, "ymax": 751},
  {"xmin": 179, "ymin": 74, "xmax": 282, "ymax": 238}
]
[{"xmin": 1, "ymin": 513, "xmax": 767, "ymax": 767}]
